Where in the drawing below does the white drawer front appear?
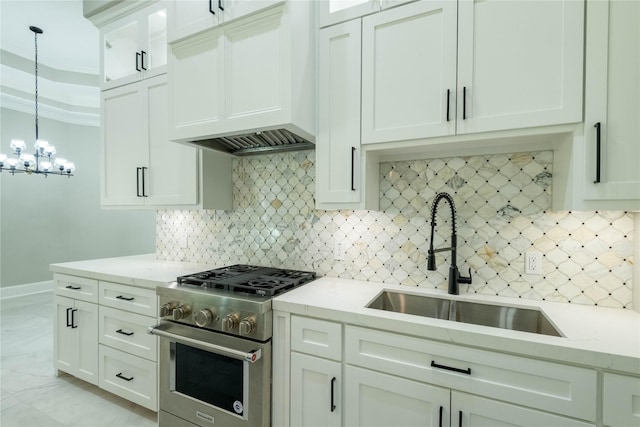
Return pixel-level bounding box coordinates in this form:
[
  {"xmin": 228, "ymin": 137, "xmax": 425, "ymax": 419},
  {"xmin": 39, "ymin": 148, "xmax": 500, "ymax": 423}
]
[
  {"xmin": 291, "ymin": 316, "xmax": 342, "ymax": 361},
  {"xmin": 99, "ymin": 345, "xmax": 157, "ymax": 411},
  {"xmin": 603, "ymin": 372, "xmax": 640, "ymax": 427},
  {"xmin": 54, "ymin": 273, "xmax": 98, "ymax": 303},
  {"xmin": 99, "ymin": 306, "xmax": 157, "ymax": 362},
  {"xmin": 345, "ymin": 326, "xmax": 597, "ymax": 421},
  {"xmin": 99, "ymin": 281, "xmax": 157, "ymax": 317}
]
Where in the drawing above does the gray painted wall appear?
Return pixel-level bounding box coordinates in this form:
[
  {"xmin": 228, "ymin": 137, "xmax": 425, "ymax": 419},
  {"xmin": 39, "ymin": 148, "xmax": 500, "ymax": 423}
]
[{"xmin": 0, "ymin": 108, "xmax": 156, "ymax": 287}]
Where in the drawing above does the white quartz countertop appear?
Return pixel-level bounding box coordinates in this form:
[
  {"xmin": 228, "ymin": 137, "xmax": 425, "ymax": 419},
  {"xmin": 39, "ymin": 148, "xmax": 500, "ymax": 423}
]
[
  {"xmin": 273, "ymin": 277, "xmax": 640, "ymax": 374},
  {"xmin": 50, "ymin": 254, "xmax": 219, "ymax": 290}
]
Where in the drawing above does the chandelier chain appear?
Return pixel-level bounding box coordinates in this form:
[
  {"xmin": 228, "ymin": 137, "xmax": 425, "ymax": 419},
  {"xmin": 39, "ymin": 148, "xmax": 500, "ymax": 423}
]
[{"xmin": 34, "ymin": 29, "xmax": 39, "ymax": 140}]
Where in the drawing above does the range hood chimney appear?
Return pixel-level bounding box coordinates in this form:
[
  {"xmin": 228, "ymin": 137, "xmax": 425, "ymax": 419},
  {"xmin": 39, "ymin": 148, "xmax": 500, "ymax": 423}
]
[{"xmin": 185, "ymin": 128, "xmax": 315, "ymax": 156}]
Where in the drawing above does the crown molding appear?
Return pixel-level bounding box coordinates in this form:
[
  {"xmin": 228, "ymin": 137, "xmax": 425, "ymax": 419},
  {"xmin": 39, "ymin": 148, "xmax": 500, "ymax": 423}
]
[{"xmin": 1, "ymin": 92, "xmax": 99, "ymax": 127}]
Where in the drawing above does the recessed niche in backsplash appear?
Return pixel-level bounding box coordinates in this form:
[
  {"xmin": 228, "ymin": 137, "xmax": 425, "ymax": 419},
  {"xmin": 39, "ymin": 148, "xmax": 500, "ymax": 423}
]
[{"xmin": 157, "ymin": 150, "xmax": 634, "ymax": 309}]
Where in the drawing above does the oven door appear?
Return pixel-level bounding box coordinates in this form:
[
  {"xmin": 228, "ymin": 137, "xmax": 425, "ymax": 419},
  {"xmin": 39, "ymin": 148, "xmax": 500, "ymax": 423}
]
[{"xmin": 149, "ymin": 322, "xmax": 271, "ymax": 427}]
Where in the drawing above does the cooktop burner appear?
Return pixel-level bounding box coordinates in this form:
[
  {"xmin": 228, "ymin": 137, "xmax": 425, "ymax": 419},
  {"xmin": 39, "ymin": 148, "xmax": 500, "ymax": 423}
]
[{"xmin": 177, "ymin": 264, "xmax": 316, "ymax": 297}]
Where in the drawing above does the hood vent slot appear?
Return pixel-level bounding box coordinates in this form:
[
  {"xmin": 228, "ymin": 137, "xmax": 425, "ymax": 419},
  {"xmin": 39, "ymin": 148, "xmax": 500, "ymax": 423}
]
[{"xmin": 189, "ymin": 129, "xmax": 314, "ymax": 156}]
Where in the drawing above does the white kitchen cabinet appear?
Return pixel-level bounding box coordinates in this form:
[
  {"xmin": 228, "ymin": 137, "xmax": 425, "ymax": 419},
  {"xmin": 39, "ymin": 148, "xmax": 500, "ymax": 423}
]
[
  {"xmin": 54, "ymin": 294, "xmax": 99, "ymax": 386},
  {"xmin": 345, "ymin": 365, "xmax": 449, "ymax": 427},
  {"xmin": 319, "ymin": 0, "xmax": 415, "ymax": 28},
  {"xmin": 291, "ymin": 352, "xmax": 342, "ymax": 427},
  {"xmin": 168, "ymin": 1, "xmax": 315, "ymax": 146},
  {"xmin": 451, "ymin": 392, "xmax": 593, "ymax": 427},
  {"xmin": 101, "ymin": 73, "xmax": 231, "ymax": 209},
  {"xmin": 361, "ymin": 0, "xmax": 457, "ymax": 144},
  {"xmin": 316, "ymin": 20, "xmax": 368, "ymax": 209},
  {"xmin": 168, "ymin": 0, "xmax": 282, "ymax": 43},
  {"xmin": 361, "ymin": 0, "xmax": 583, "ymax": 145},
  {"xmin": 582, "ymin": 0, "xmax": 640, "ymax": 207},
  {"xmin": 100, "ymin": 1, "xmax": 167, "ymax": 90},
  {"xmin": 602, "ymin": 372, "xmax": 640, "ymax": 427}
]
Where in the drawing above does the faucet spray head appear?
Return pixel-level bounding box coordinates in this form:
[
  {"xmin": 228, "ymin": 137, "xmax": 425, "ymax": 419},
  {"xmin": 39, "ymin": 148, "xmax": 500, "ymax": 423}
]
[{"xmin": 427, "ymin": 251, "xmax": 436, "ymax": 270}]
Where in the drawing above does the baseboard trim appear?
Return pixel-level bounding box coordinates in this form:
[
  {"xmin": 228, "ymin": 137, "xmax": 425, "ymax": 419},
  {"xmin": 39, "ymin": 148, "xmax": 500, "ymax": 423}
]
[{"xmin": 0, "ymin": 281, "xmax": 53, "ymax": 300}]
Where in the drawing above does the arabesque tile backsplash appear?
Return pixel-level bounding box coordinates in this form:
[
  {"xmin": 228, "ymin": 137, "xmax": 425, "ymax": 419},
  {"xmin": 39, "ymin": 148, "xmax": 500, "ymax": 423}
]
[{"xmin": 157, "ymin": 150, "xmax": 634, "ymax": 309}]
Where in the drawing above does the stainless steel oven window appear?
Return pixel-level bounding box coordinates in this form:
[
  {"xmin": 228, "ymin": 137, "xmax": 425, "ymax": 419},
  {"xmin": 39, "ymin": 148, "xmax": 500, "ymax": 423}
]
[{"xmin": 169, "ymin": 341, "xmax": 250, "ymax": 419}]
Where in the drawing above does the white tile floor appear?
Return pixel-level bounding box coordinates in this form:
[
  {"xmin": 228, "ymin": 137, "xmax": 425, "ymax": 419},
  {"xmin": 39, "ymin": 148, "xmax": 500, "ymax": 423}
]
[{"xmin": 1, "ymin": 292, "xmax": 158, "ymax": 427}]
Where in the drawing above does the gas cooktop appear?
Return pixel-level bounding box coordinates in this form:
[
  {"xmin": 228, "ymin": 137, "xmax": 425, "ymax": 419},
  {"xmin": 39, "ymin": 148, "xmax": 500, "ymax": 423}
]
[{"xmin": 176, "ymin": 264, "xmax": 316, "ymax": 297}]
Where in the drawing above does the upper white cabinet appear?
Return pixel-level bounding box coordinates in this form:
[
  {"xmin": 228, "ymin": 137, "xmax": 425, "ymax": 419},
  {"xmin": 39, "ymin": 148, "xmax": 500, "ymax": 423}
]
[
  {"xmin": 361, "ymin": 0, "xmax": 457, "ymax": 144},
  {"xmin": 101, "ymin": 74, "xmax": 231, "ymax": 209},
  {"xmin": 316, "ymin": 20, "xmax": 369, "ymax": 209},
  {"xmin": 168, "ymin": 0, "xmax": 282, "ymax": 43},
  {"xmin": 360, "ymin": 0, "xmax": 584, "ymax": 145},
  {"xmin": 100, "ymin": 1, "xmax": 168, "ymax": 90},
  {"xmin": 168, "ymin": 1, "xmax": 315, "ymax": 145},
  {"xmin": 319, "ymin": 0, "xmax": 415, "ymax": 28},
  {"xmin": 582, "ymin": 0, "xmax": 640, "ymax": 207}
]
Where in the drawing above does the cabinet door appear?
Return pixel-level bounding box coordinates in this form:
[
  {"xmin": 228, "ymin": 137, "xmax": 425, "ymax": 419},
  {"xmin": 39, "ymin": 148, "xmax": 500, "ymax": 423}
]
[
  {"xmin": 603, "ymin": 373, "xmax": 640, "ymax": 427},
  {"xmin": 456, "ymin": 0, "xmax": 584, "ymax": 134},
  {"xmin": 145, "ymin": 75, "xmax": 199, "ymax": 206},
  {"xmin": 316, "ymin": 20, "xmax": 362, "ymax": 206},
  {"xmin": 54, "ymin": 295, "xmax": 76, "ymax": 375},
  {"xmin": 291, "ymin": 353, "xmax": 342, "ymax": 427},
  {"xmin": 169, "ymin": 0, "xmax": 220, "ymax": 43},
  {"xmin": 169, "ymin": 29, "xmax": 224, "ymax": 142},
  {"xmin": 361, "ymin": 0, "xmax": 457, "ymax": 144},
  {"xmin": 583, "ymin": 0, "xmax": 640, "ymax": 205},
  {"xmin": 344, "ymin": 365, "xmax": 450, "ymax": 427},
  {"xmin": 319, "ymin": 0, "xmax": 379, "ymax": 28},
  {"xmin": 452, "ymin": 392, "xmax": 594, "ymax": 427},
  {"xmin": 75, "ymin": 300, "xmax": 99, "ymax": 385},
  {"xmin": 101, "ymin": 82, "xmax": 148, "ymax": 206}
]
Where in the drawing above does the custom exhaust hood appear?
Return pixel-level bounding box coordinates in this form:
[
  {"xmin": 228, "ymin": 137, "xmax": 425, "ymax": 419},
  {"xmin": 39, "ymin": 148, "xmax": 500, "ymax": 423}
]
[{"xmin": 185, "ymin": 128, "xmax": 315, "ymax": 156}]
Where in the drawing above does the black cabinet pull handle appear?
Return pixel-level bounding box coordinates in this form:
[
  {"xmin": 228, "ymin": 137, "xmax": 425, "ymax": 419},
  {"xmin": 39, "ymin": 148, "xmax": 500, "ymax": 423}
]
[
  {"xmin": 431, "ymin": 360, "xmax": 471, "ymax": 375},
  {"xmin": 459, "ymin": 410, "xmax": 463, "ymax": 427},
  {"xmin": 141, "ymin": 50, "xmax": 147, "ymax": 70},
  {"xmin": 351, "ymin": 147, "xmax": 356, "ymax": 191},
  {"xmin": 116, "ymin": 373, "xmax": 134, "ymax": 382},
  {"xmin": 136, "ymin": 167, "xmax": 142, "ymax": 197},
  {"xmin": 135, "ymin": 52, "xmax": 141, "ymax": 72},
  {"xmin": 330, "ymin": 377, "xmax": 337, "ymax": 412},
  {"xmin": 141, "ymin": 167, "xmax": 148, "ymax": 197},
  {"xmin": 439, "ymin": 406, "xmax": 443, "ymax": 427},
  {"xmin": 71, "ymin": 309, "xmax": 78, "ymax": 329},
  {"xmin": 65, "ymin": 285, "xmax": 81, "ymax": 290},
  {"xmin": 219, "ymin": 0, "xmax": 224, "ymax": 11},
  {"xmin": 208, "ymin": 0, "xmax": 216, "ymax": 14},
  {"xmin": 116, "ymin": 295, "xmax": 135, "ymax": 301},
  {"xmin": 66, "ymin": 308, "xmax": 73, "ymax": 327},
  {"xmin": 594, "ymin": 122, "xmax": 601, "ymax": 184},
  {"xmin": 462, "ymin": 86, "xmax": 467, "ymax": 120},
  {"xmin": 446, "ymin": 89, "xmax": 450, "ymax": 122},
  {"xmin": 116, "ymin": 329, "xmax": 134, "ymax": 336}
]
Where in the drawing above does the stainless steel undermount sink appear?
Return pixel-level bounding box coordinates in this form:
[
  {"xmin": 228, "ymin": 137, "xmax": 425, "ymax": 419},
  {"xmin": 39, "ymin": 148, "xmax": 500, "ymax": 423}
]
[{"xmin": 366, "ymin": 291, "xmax": 562, "ymax": 337}]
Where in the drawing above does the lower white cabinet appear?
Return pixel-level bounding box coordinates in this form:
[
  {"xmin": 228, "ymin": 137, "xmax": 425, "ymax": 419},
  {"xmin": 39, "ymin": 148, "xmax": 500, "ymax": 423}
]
[
  {"xmin": 54, "ymin": 295, "xmax": 99, "ymax": 386},
  {"xmin": 602, "ymin": 372, "xmax": 640, "ymax": 427},
  {"xmin": 53, "ymin": 274, "xmax": 159, "ymax": 411}
]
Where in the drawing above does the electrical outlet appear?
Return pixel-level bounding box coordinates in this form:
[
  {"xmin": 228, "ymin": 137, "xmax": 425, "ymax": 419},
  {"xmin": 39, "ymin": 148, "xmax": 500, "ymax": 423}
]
[
  {"xmin": 333, "ymin": 242, "xmax": 346, "ymax": 261},
  {"xmin": 525, "ymin": 251, "xmax": 542, "ymax": 275}
]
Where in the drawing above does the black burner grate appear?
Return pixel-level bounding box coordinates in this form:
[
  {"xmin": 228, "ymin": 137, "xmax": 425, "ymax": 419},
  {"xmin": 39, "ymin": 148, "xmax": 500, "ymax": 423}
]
[{"xmin": 177, "ymin": 265, "xmax": 316, "ymax": 297}]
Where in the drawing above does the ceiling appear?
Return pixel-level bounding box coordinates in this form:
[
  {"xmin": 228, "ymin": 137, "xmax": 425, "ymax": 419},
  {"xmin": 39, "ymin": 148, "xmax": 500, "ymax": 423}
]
[{"xmin": 0, "ymin": 0, "xmax": 99, "ymax": 75}]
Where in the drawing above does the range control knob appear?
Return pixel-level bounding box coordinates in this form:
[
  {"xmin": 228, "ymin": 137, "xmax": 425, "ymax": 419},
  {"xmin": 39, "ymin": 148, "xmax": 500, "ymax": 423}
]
[
  {"xmin": 160, "ymin": 301, "xmax": 178, "ymax": 317},
  {"xmin": 222, "ymin": 313, "xmax": 239, "ymax": 331},
  {"xmin": 194, "ymin": 309, "xmax": 216, "ymax": 327},
  {"xmin": 239, "ymin": 317, "xmax": 256, "ymax": 335},
  {"xmin": 172, "ymin": 305, "xmax": 191, "ymax": 320}
]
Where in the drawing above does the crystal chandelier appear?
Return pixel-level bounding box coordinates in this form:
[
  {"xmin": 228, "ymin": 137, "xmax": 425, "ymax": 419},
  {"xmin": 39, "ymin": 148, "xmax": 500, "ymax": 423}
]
[{"xmin": 0, "ymin": 26, "xmax": 76, "ymax": 177}]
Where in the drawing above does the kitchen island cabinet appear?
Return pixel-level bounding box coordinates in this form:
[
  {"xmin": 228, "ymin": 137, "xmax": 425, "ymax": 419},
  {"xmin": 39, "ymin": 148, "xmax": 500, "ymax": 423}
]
[{"xmin": 273, "ymin": 277, "xmax": 640, "ymax": 427}]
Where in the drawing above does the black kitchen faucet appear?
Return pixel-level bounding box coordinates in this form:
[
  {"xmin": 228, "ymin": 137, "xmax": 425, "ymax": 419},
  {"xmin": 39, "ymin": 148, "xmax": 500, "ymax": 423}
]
[{"xmin": 427, "ymin": 192, "xmax": 472, "ymax": 295}]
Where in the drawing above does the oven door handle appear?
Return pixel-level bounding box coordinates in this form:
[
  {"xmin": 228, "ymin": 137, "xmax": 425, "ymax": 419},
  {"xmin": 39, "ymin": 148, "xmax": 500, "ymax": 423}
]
[{"xmin": 148, "ymin": 324, "xmax": 262, "ymax": 363}]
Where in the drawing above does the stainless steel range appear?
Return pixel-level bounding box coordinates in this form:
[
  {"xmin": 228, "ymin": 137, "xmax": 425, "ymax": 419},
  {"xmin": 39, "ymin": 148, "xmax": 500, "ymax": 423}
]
[{"xmin": 148, "ymin": 265, "xmax": 316, "ymax": 427}]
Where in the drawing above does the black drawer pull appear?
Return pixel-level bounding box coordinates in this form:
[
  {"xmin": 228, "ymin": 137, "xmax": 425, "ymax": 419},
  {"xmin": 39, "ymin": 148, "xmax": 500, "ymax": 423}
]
[
  {"xmin": 462, "ymin": 86, "xmax": 467, "ymax": 120},
  {"xmin": 116, "ymin": 295, "xmax": 134, "ymax": 301},
  {"xmin": 135, "ymin": 52, "xmax": 141, "ymax": 72},
  {"xmin": 351, "ymin": 147, "xmax": 356, "ymax": 191},
  {"xmin": 439, "ymin": 406, "xmax": 443, "ymax": 427},
  {"xmin": 459, "ymin": 410, "xmax": 463, "ymax": 427},
  {"xmin": 594, "ymin": 122, "xmax": 601, "ymax": 184},
  {"xmin": 66, "ymin": 307, "xmax": 73, "ymax": 327},
  {"xmin": 116, "ymin": 373, "xmax": 134, "ymax": 382},
  {"xmin": 116, "ymin": 329, "xmax": 134, "ymax": 336},
  {"xmin": 208, "ymin": 0, "xmax": 215, "ymax": 14},
  {"xmin": 446, "ymin": 89, "xmax": 450, "ymax": 122},
  {"xmin": 65, "ymin": 285, "xmax": 81, "ymax": 290},
  {"xmin": 330, "ymin": 377, "xmax": 337, "ymax": 412},
  {"xmin": 71, "ymin": 309, "xmax": 78, "ymax": 329},
  {"xmin": 431, "ymin": 360, "xmax": 471, "ymax": 375}
]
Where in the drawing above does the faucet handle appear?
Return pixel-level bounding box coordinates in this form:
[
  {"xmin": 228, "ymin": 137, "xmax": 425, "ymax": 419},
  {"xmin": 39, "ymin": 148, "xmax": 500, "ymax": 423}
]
[{"xmin": 458, "ymin": 268, "xmax": 472, "ymax": 285}]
